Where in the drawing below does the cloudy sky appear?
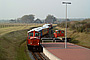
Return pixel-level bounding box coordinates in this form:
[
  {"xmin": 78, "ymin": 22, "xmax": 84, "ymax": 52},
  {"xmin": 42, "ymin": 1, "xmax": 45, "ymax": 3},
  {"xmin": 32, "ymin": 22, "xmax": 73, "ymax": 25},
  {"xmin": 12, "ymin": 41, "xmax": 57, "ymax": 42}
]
[{"xmin": 0, "ymin": 0, "xmax": 90, "ymax": 20}]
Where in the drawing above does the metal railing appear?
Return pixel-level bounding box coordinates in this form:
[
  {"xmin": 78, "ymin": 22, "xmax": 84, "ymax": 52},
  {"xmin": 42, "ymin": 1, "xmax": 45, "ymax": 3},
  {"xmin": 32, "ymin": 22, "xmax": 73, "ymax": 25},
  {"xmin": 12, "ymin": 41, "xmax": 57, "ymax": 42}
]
[{"xmin": 41, "ymin": 38, "xmax": 64, "ymax": 43}]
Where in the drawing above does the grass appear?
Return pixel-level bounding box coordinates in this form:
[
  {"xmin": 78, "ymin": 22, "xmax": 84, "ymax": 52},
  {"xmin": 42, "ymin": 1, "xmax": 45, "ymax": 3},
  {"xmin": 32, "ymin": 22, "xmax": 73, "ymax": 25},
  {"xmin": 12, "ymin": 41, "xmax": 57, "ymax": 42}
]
[
  {"xmin": 0, "ymin": 23, "xmax": 40, "ymax": 28},
  {"xmin": 0, "ymin": 28, "xmax": 30, "ymax": 60},
  {"xmin": 16, "ymin": 42, "xmax": 30, "ymax": 60},
  {"xmin": 0, "ymin": 23, "xmax": 42, "ymax": 36},
  {"xmin": 0, "ymin": 23, "xmax": 42, "ymax": 60},
  {"xmin": 71, "ymin": 32, "xmax": 90, "ymax": 47},
  {"xmin": 0, "ymin": 30, "xmax": 27, "ymax": 60}
]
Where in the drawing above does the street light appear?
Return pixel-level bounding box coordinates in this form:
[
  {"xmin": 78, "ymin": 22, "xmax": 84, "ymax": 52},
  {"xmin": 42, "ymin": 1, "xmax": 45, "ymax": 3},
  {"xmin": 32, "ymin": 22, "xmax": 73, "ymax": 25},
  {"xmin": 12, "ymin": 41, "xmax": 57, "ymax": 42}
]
[{"xmin": 62, "ymin": 1, "xmax": 71, "ymax": 48}]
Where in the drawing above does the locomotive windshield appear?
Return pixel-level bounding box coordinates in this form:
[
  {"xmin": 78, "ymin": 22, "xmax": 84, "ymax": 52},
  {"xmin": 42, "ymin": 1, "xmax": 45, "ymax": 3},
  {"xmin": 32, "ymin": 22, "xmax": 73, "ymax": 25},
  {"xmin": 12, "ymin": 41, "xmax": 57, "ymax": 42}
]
[
  {"xmin": 29, "ymin": 33, "xmax": 39, "ymax": 36},
  {"xmin": 35, "ymin": 33, "xmax": 39, "ymax": 37},
  {"xmin": 48, "ymin": 25, "xmax": 51, "ymax": 27},
  {"xmin": 61, "ymin": 31, "xmax": 64, "ymax": 33},
  {"xmin": 29, "ymin": 33, "xmax": 33, "ymax": 36}
]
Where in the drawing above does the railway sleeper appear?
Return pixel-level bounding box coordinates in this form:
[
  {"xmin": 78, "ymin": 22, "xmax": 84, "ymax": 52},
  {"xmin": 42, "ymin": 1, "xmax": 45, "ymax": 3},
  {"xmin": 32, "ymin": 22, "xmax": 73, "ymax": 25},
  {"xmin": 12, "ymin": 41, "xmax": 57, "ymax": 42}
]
[{"xmin": 28, "ymin": 44, "xmax": 43, "ymax": 52}]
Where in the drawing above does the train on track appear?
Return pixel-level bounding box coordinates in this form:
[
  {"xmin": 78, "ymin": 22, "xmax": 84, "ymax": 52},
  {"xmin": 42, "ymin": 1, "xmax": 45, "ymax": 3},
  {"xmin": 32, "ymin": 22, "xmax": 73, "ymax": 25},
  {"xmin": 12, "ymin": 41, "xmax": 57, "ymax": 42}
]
[
  {"xmin": 54, "ymin": 30, "xmax": 65, "ymax": 38},
  {"xmin": 27, "ymin": 24, "xmax": 52, "ymax": 52}
]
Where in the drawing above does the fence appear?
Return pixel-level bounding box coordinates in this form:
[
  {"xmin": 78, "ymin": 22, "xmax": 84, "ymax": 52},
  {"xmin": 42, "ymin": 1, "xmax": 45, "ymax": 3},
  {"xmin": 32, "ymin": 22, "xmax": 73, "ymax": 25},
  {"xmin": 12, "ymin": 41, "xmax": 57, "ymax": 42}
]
[{"xmin": 0, "ymin": 23, "xmax": 42, "ymax": 28}]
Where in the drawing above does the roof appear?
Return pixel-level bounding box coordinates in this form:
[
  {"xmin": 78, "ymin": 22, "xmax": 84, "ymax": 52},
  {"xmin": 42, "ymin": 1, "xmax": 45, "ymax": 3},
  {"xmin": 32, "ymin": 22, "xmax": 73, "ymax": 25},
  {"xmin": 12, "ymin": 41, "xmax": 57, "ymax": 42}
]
[
  {"xmin": 28, "ymin": 24, "xmax": 50, "ymax": 33},
  {"xmin": 43, "ymin": 24, "xmax": 51, "ymax": 28},
  {"xmin": 34, "ymin": 19, "xmax": 42, "ymax": 23}
]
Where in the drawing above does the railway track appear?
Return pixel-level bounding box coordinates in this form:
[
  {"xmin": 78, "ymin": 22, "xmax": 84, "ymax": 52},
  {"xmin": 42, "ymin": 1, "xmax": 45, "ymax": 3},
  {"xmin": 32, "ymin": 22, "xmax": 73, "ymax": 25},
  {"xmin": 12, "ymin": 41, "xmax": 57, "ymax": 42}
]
[{"xmin": 31, "ymin": 52, "xmax": 50, "ymax": 60}]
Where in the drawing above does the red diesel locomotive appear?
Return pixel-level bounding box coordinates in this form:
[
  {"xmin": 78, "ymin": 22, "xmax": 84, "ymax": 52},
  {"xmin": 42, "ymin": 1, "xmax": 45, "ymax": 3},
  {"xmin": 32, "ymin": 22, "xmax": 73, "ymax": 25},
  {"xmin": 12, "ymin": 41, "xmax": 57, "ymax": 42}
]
[
  {"xmin": 54, "ymin": 30, "xmax": 65, "ymax": 38},
  {"xmin": 27, "ymin": 24, "xmax": 52, "ymax": 51}
]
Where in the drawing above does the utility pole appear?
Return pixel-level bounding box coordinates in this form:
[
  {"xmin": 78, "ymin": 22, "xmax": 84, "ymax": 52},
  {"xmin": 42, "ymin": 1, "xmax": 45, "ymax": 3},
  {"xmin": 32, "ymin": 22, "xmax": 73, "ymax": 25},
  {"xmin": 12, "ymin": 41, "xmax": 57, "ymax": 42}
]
[{"xmin": 62, "ymin": 1, "xmax": 71, "ymax": 48}]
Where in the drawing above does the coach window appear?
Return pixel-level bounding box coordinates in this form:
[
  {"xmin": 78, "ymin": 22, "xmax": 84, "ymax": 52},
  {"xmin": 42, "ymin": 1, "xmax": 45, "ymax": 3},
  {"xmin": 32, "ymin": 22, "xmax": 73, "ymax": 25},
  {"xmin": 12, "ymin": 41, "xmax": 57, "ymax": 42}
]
[
  {"xmin": 59, "ymin": 31, "xmax": 60, "ymax": 33},
  {"xmin": 44, "ymin": 29, "xmax": 46, "ymax": 32},
  {"xmin": 48, "ymin": 25, "xmax": 50, "ymax": 27}
]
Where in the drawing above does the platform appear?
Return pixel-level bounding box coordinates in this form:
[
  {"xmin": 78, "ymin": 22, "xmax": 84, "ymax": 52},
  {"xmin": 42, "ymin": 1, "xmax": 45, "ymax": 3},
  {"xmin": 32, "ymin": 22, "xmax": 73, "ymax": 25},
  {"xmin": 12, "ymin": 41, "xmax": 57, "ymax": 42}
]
[{"xmin": 41, "ymin": 42, "xmax": 90, "ymax": 60}]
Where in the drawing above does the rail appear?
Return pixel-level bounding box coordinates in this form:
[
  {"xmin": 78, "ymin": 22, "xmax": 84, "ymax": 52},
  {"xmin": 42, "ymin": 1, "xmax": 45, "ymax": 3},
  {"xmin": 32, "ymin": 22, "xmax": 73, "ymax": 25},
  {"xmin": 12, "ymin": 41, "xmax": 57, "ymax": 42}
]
[
  {"xmin": 31, "ymin": 52, "xmax": 50, "ymax": 60},
  {"xmin": 41, "ymin": 37, "xmax": 71, "ymax": 43},
  {"xmin": 42, "ymin": 40, "xmax": 54, "ymax": 43}
]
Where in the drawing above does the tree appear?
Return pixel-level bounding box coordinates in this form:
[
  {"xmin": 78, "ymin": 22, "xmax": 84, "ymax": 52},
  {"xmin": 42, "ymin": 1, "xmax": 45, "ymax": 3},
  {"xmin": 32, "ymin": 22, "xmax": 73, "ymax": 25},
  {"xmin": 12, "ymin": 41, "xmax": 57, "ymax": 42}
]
[
  {"xmin": 45, "ymin": 15, "xmax": 57, "ymax": 23},
  {"xmin": 21, "ymin": 14, "xmax": 35, "ymax": 23}
]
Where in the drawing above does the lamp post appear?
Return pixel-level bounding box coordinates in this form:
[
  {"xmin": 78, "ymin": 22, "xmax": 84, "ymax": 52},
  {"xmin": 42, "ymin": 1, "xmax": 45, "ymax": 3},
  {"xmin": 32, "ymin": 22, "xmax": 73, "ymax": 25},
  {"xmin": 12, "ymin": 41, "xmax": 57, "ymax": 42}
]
[{"xmin": 62, "ymin": 2, "xmax": 71, "ymax": 48}]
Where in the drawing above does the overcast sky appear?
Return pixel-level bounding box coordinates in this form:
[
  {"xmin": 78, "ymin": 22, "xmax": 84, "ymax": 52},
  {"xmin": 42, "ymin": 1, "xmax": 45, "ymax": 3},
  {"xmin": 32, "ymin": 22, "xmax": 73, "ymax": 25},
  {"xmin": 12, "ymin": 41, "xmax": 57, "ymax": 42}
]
[{"xmin": 0, "ymin": 0, "xmax": 90, "ymax": 20}]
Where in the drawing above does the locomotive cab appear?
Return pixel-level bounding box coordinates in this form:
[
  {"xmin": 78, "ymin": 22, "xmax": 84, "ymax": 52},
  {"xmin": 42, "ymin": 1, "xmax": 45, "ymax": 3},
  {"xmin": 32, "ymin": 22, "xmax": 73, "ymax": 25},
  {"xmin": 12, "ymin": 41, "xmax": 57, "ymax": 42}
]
[
  {"xmin": 27, "ymin": 30, "xmax": 41, "ymax": 46},
  {"xmin": 27, "ymin": 30, "xmax": 43, "ymax": 52}
]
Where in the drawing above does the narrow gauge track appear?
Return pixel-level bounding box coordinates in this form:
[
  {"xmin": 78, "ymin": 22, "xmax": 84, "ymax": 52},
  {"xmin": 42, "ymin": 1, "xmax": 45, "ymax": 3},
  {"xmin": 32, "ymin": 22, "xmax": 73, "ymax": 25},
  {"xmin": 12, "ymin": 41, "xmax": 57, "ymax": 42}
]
[{"xmin": 31, "ymin": 52, "xmax": 50, "ymax": 60}]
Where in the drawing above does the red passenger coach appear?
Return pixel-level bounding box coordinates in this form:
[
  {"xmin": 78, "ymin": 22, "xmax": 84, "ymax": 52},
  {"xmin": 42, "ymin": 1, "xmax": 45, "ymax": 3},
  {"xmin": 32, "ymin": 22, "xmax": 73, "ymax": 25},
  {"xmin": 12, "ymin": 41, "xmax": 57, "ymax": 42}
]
[{"xmin": 54, "ymin": 30, "xmax": 65, "ymax": 38}]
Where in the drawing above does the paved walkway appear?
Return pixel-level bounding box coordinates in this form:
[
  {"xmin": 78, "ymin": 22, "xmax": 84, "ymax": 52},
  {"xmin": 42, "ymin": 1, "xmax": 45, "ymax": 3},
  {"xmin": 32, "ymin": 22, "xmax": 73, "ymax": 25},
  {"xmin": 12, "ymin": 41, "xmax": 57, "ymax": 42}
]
[{"xmin": 42, "ymin": 42, "xmax": 90, "ymax": 60}]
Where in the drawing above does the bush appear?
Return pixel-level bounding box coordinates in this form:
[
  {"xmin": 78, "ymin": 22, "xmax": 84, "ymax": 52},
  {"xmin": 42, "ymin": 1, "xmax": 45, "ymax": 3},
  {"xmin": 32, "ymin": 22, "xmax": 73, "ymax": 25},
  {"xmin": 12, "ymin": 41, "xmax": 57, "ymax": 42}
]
[
  {"xmin": 57, "ymin": 22, "xmax": 71, "ymax": 28},
  {"xmin": 57, "ymin": 21, "xmax": 90, "ymax": 33},
  {"xmin": 69, "ymin": 37, "xmax": 80, "ymax": 44},
  {"xmin": 70, "ymin": 24, "xmax": 76, "ymax": 30},
  {"xmin": 57, "ymin": 22, "xmax": 65, "ymax": 28}
]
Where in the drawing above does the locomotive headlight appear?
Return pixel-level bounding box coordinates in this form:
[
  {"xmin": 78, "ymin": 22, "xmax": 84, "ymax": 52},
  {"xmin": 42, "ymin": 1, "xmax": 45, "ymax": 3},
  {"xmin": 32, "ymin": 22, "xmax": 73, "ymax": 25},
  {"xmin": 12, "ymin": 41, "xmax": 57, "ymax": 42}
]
[
  {"xmin": 30, "ymin": 42, "xmax": 32, "ymax": 44},
  {"xmin": 38, "ymin": 43, "xmax": 39, "ymax": 44}
]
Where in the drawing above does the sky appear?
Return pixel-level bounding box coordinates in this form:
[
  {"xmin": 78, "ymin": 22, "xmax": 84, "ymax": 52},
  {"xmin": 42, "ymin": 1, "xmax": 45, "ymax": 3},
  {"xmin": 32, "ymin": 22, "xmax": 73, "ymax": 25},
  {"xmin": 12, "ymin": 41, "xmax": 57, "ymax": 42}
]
[{"xmin": 0, "ymin": 0, "xmax": 90, "ymax": 20}]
